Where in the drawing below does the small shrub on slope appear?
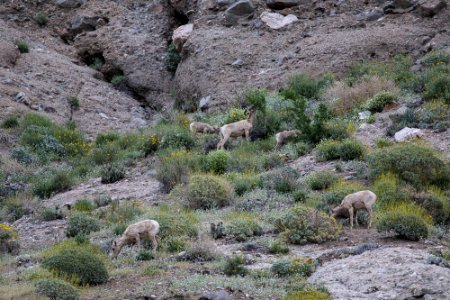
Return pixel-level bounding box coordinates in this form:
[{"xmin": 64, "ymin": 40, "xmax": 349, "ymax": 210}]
[
  {"xmin": 65, "ymin": 212, "xmax": 100, "ymax": 238},
  {"xmin": 35, "ymin": 279, "xmax": 79, "ymax": 300},
  {"xmin": 223, "ymin": 255, "xmax": 248, "ymax": 276},
  {"xmin": 186, "ymin": 175, "xmax": 233, "ymax": 209}
]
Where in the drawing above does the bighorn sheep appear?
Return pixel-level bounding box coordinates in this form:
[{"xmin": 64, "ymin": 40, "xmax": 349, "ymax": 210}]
[
  {"xmin": 111, "ymin": 219, "xmax": 160, "ymax": 258},
  {"xmin": 216, "ymin": 107, "xmax": 257, "ymax": 150},
  {"xmin": 275, "ymin": 130, "xmax": 302, "ymax": 150},
  {"xmin": 189, "ymin": 122, "xmax": 219, "ymax": 134},
  {"xmin": 330, "ymin": 190, "xmax": 377, "ymax": 230}
]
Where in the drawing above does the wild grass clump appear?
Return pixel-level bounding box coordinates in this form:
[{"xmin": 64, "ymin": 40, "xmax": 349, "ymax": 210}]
[
  {"xmin": 35, "ymin": 279, "xmax": 79, "ymax": 300},
  {"xmin": 156, "ymin": 150, "xmax": 191, "ymax": 193},
  {"xmin": 186, "ymin": 175, "xmax": 233, "ymax": 209},
  {"xmin": 285, "ymin": 73, "xmax": 333, "ymax": 100},
  {"xmin": 222, "ymin": 255, "xmax": 248, "ymax": 276},
  {"xmin": 225, "ymin": 172, "xmax": 261, "ymax": 196},
  {"xmin": 283, "ymin": 290, "xmax": 331, "ymax": 300},
  {"xmin": 366, "ymin": 143, "xmax": 449, "ymax": 189},
  {"xmin": 323, "ymin": 119, "xmax": 355, "ymax": 141},
  {"xmin": 315, "ymin": 139, "xmax": 365, "ymax": 161},
  {"xmin": 32, "ymin": 170, "xmax": 74, "ymax": 199},
  {"xmin": 1, "ymin": 116, "xmax": 19, "ymax": 129},
  {"xmin": 179, "ymin": 240, "xmax": 218, "ymax": 262},
  {"xmin": 136, "ymin": 250, "xmax": 154, "ymax": 261},
  {"xmin": 68, "ymin": 97, "xmax": 80, "ymax": 111},
  {"xmin": 0, "ymin": 195, "xmax": 31, "ymax": 222},
  {"xmin": 205, "ymin": 150, "xmax": 230, "ymax": 174},
  {"xmin": 34, "ymin": 12, "xmax": 48, "ymax": 27},
  {"xmin": 370, "ymin": 173, "xmax": 410, "ymax": 207},
  {"xmin": 268, "ymin": 240, "xmax": 290, "ymax": 254},
  {"xmin": 38, "ymin": 207, "xmax": 64, "ymax": 221},
  {"xmin": 416, "ymin": 99, "xmax": 450, "ymax": 130},
  {"xmin": 271, "ymin": 257, "xmax": 315, "ymax": 277},
  {"xmin": 260, "ymin": 167, "xmax": 299, "ymax": 193},
  {"xmin": 413, "ymin": 187, "xmax": 450, "ymax": 225},
  {"xmin": 234, "ymin": 188, "xmax": 291, "ymax": 211},
  {"xmin": 364, "ymin": 91, "xmax": 398, "ymax": 112},
  {"xmin": 224, "ymin": 212, "xmax": 263, "ymax": 241},
  {"xmin": 73, "ymin": 199, "xmax": 95, "ymax": 212},
  {"xmin": 422, "ymin": 64, "xmax": 450, "ymax": 103},
  {"xmin": 100, "ymin": 163, "xmax": 125, "ymax": 184},
  {"xmin": 306, "ymin": 170, "xmax": 339, "ymax": 191},
  {"xmin": 421, "ymin": 50, "xmax": 450, "ymax": 67},
  {"xmin": 15, "ymin": 40, "xmax": 29, "ymax": 53},
  {"xmin": 102, "ymin": 200, "xmax": 144, "ymax": 225},
  {"xmin": 65, "ymin": 212, "xmax": 100, "ymax": 238},
  {"xmin": 156, "ymin": 124, "xmax": 195, "ymax": 150},
  {"xmin": 275, "ymin": 205, "xmax": 341, "ymax": 245},
  {"xmin": 376, "ymin": 202, "xmax": 431, "ymax": 241}
]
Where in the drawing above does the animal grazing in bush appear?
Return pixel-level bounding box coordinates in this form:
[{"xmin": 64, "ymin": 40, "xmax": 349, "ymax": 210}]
[
  {"xmin": 275, "ymin": 130, "xmax": 302, "ymax": 150},
  {"xmin": 217, "ymin": 106, "xmax": 257, "ymax": 150},
  {"xmin": 330, "ymin": 190, "xmax": 377, "ymax": 229},
  {"xmin": 189, "ymin": 122, "xmax": 219, "ymax": 134},
  {"xmin": 111, "ymin": 219, "xmax": 160, "ymax": 258}
]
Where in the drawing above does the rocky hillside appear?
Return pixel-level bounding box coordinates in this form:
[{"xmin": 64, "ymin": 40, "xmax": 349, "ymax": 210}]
[{"xmin": 0, "ymin": 0, "xmax": 450, "ymax": 300}]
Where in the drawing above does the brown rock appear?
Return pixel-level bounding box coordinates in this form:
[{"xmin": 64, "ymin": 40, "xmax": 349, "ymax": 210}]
[
  {"xmin": 416, "ymin": 0, "xmax": 447, "ymax": 17},
  {"xmin": 172, "ymin": 23, "xmax": 194, "ymax": 52},
  {"xmin": 0, "ymin": 41, "xmax": 20, "ymax": 67}
]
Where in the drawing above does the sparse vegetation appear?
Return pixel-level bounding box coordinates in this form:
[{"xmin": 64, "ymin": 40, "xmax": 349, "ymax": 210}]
[
  {"xmin": 186, "ymin": 175, "xmax": 233, "ymax": 209},
  {"xmin": 35, "ymin": 12, "xmax": 48, "ymax": 27},
  {"xmin": 68, "ymin": 97, "xmax": 80, "ymax": 111},
  {"xmin": 271, "ymin": 257, "xmax": 315, "ymax": 277},
  {"xmin": 15, "ymin": 40, "xmax": 29, "ymax": 53},
  {"xmin": 65, "ymin": 212, "xmax": 100, "ymax": 238},
  {"xmin": 365, "ymin": 91, "xmax": 398, "ymax": 112},
  {"xmin": 35, "ymin": 279, "xmax": 79, "ymax": 300},
  {"xmin": 306, "ymin": 170, "xmax": 339, "ymax": 191},
  {"xmin": 223, "ymin": 255, "xmax": 248, "ymax": 276},
  {"xmin": 165, "ymin": 42, "xmax": 181, "ymax": 72},
  {"xmin": 316, "ymin": 139, "xmax": 365, "ymax": 161},
  {"xmin": 1, "ymin": 116, "xmax": 19, "ymax": 129},
  {"xmin": 100, "ymin": 163, "xmax": 125, "ymax": 184}
]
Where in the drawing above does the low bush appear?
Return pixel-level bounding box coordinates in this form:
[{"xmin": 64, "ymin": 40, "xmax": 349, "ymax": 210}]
[
  {"xmin": 35, "ymin": 279, "xmax": 79, "ymax": 300},
  {"xmin": 73, "ymin": 199, "xmax": 95, "ymax": 212},
  {"xmin": 260, "ymin": 167, "xmax": 299, "ymax": 193},
  {"xmin": 42, "ymin": 249, "xmax": 108, "ymax": 285},
  {"xmin": 35, "ymin": 12, "xmax": 48, "ymax": 27},
  {"xmin": 225, "ymin": 172, "xmax": 261, "ymax": 196},
  {"xmin": 244, "ymin": 88, "xmax": 267, "ymax": 111},
  {"xmin": 271, "ymin": 257, "xmax": 315, "ymax": 277},
  {"xmin": 100, "ymin": 163, "xmax": 125, "ymax": 184},
  {"xmin": 0, "ymin": 223, "xmax": 19, "ymax": 254},
  {"xmin": 285, "ymin": 73, "xmax": 333, "ymax": 100},
  {"xmin": 268, "ymin": 240, "xmax": 289, "ymax": 254},
  {"xmin": 306, "ymin": 170, "xmax": 339, "ymax": 191},
  {"xmin": 10, "ymin": 147, "xmax": 34, "ymax": 165},
  {"xmin": 163, "ymin": 236, "xmax": 187, "ymax": 252},
  {"xmin": 315, "ymin": 139, "xmax": 364, "ymax": 161},
  {"xmin": 376, "ymin": 202, "xmax": 431, "ymax": 241},
  {"xmin": 158, "ymin": 125, "xmax": 195, "ymax": 150},
  {"xmin": 422, "ymin": 65, "xmax": 450, "ymax": 103},
  {"xmin": 283, "ymin": 290, "xmax": 331, "ymax": 300},
  {"xmin": 32, "ymin": 170, "xmax": 74, "ymax": 199},
  {"xmin": 136, "ymin": 250, "xmax": 154, "ymax": 261},
  {"xmin": 234, "ymin": 188, "xmax": 291, "ymax": 211},
  {"xmin": 156, "ymin": 150, "xmax": 191, "ymax": 193},
  {"xmin": 68, "ymin": 97, "xmax": 80, "ymax": 111},
  {"xmin": 38, "ymin": 207, "xmax": 64, "ymax": 221},
  {"xmin": 323, "ymin": 119, "xmax": 355, "ymax": 141},
  {"xmin": 370, "ymin": 173, "xmax": 409, "ymax": 207},
  {"xmin": 93, "ymin": 194, "xmax": 112, "ymax": 208},
  {"xmin": 292, "ymin": 190, "xmax": 307, "ymax": 203},
  {"xmin": 364, "ymin": 91, "xmax": 397, "ymax": 112},
  {"xmin": 165, "ymin": 42, "xmax": 180, "ymax": 72},
  {"xmin": 225, "ymin": 108, "xmax": 247, "ymax": 123},
  {"xmin": 0, "ymin": 196, "xmax": 31, "ymax": 222},
  {"xmin": 275, "ymin": 205, "xmax": 341, "ymax": 245},
  {"xmin": 65, "ymin": 212, "xmax": 100, "ymax": 238},
  {"xmin": 223, "ymin": 255, "xmax": 248, "ymax": 276},
  {"xmin": 366, "ymin": 143, "xmax": 449, "ymax": 189},
  {"xmin": 179, "ymin": 240, "xmax": 218, "ymax": 262},
  {"xmin": 186, "ymin": 175, "xmax": 233, "ymax": 209},
  {"xmin": 111, "ymin": 75, "xmax": 126, "ymax": 86},
  {"xmin": 205, "ymin": 150, "xmax": 230, "ymax": 174},
  {"xmin": 225, "ymin": 213, "xmax": 263, "ymax": 241},
  {"xmin": 421, "ymin": 50, "xmax": 450, "ymax": 66},
  {"xmin": 95, "ymin": 132, "xmax": 120, "ymax": 146},
  {"xmin": 15, "ymin": 40, "xmax": 29, "ymax": 53},
  {"xmin": 102, "ymin": 200, "xmax": 144, "ymax": 225},
  {"xmin": 413, "ymin": 187, "xmax": 450, "ymax": 225},
  {"xmin": 416, "ymin": 99, "xmax": 450, "ymax": 130},
  {"xmin": 1, "ymin": 116, "xmax": 19, "ymax": 129}
]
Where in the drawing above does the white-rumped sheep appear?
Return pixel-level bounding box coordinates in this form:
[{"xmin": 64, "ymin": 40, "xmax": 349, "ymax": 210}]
[
  {"xmin": 275, "ymin": 130, "xmax": 302, "ymax": 150},
  {"xmin": 216, "ymin": 107, "xmax": 257, "ymax": 150},
  {"xmin": 331, "ymin": 190, "xmax": 377, "ymax": 230},
  {"xmin": 111, "ymin": 219, "xmax": 160, "ymax": 258},
  {"xmin": 189, "ymin": 122, "xmax": 219, "ymax": 134}
]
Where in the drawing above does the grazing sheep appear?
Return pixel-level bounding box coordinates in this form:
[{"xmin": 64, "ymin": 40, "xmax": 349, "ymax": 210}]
[
  {"xmin": 331, "ymin": 190, "xmax": 377, "ymax": 229},
  {"xmin": 275, "ymin": 130, "xmax": 302, "ymax": 150},
  {"xmin": 111, "ymin": 219, "xmax": 160, "ymax": 258},
  {"xmin": 189, "ymin": 122, "xmax": 219, "ymax": 134},
  {"xmin": 216, "ymin": 107, "xmax": 257, "ymax": 150}
]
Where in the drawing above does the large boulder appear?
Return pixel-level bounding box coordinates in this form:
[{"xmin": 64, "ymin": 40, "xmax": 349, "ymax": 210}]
[
  {"xmin": 394, "ymin": 127, "xmax": 424, "ymax": 142},
  {"xmin": 225, "ymin": 0, "xmax": 255, "ymax": 25},
  {"xmin": 416, "ymin": 0, "xmax": 447, "ymax": 17},
  {"xmin": 260, "ymin": 12, "xmax": 298, "ymax": 29},
  {"xmin": 55, "ymin": 0, "xmax": 84, "ymax": 8},
  {"xmin": 266, "ymin": 0, "xmax": 300, "ymax": 10},
  {"xmin": 172, "ymin": 24, "xmax": 194, "ymax": 52}
]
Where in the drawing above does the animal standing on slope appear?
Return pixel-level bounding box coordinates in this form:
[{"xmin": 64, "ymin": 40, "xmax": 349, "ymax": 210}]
[
  {"xmin": 111, "ymin": 219, "xmax": 160, "ymax": 258},
  {"xmin": 216, "ymin": 106, "xmax": 257, "ymax": 150},
  {"xmin": 330, "ymin": 190, "xmax": 377, "ymax": 230},
  {"xmin": 275, "ymin": 130, "xmax": 302, "ymax": 150},
  {"xmin": 189, "ymin": 121, "xmax": 219, "ymax": 134}
]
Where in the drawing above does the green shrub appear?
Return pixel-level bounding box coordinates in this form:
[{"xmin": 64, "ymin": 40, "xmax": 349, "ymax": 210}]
[
  {"xmin": 35, "ymin": 279, "xmax": 79, "ymax": 300},
  {"xmin": 421, "ymin": 50, "xmax": 450, "ymax": 67},
  {"xmin": 417, "ymin": 99, "xmax": 450, "ymax": 130},
  {"xmin": 365, "ymin": 91, "xmax": 397, "ymax": 112},
  {"xmin": 102, "ymin": 200, "xmax": 144, "ymax": 225},
  {"xmin": 283, "ymin": 290, "xmax": 331, "ymax": 300},
  {"xmin": 163, "ymin": 236, "xmax": 187, "ymax": 252},
  {"xmin": 15, "ymin": 40, "xmax": 29, "ymax": 53},
  {"xmin": 260, "ymin": 167, "xmax": 299, "ymax": 193},
  {"xmin": 413, "ymin": 187, "xmax": 450, "ymax": 224},
  {"xmin": 65, "ymin": 212, "xmax": 100, "ymax": 238},
  {"xmin": 21, "ymin": 125, "xmax": 65, "ymax": 160},
  {"xmin": 89, "ymin": 57, "xmax": 104, "ymax": 70},
  {"xmin": 111, "ymin": 75, "xmax": 126, "ymax": 86},
  {"xmin": 180, "ymin": 241, "xmax": 218, "ymax": 262},
  {"xmin": 0, "ymin": 196, "xmax": 30, "ymax": 222},
  {"xmin": 366, "ymin": 143, "xmax": 449, "ymax": 188},
  {"xmin": 10, "ymin": 147, "xmax": 34, "ymax": 165},
  {"xmin": 271, "ymin": 257, "xmax": 315, "ymax": 277},
  {"xmin": 225, "ymin": 108, "xmax": 247, "ymax": 123},
  {"xmin": 159, "ymin": 126, "xmax": 195, "ymax": 150},
  {"xmin": 225, "ymin": 214, "xmax": 263, "ymax": 241},
  {"xmin": 165, "ymin": 43, "xmax": 180, "ymax": 71},
  {"xmin": 234, "ymin": 188, "xmax": 291, "ymax": 211},
  {"xmin": 268, "ymin": 240, "xmax": 289, "ymax": 254},
  {"xmin": 95, "ymin": 132, "xmax": 120, "ymax": 146},
  {"xmin": 1, "ymin": 116, "xmax": 19, "ymax": 129},
  {"xmin": 35, "ymin": 12, "xmax": 48, "ymax": 27},
  {"xmin": 38, "ymin": 207, "xmax": 64, "ymax": 221},
  {"xmin": 93, "ymin": 194, "xmax": 112, "ymax": 208},
  {"xmin": 68, "ymin": 97, "xmax": 80, "ymax": 111},
  {"xmin": 205, "ymin": 150, "xmax": 230, "ymax": 174},
  {"xmin": 275, "ymin": 205, "xmax": 341, "ymax": 245},
  {"xmin": 73, "ymin": 199, "xmax": 95, "ymax": 212},
  {"xmin": 422, "ymin": 65, "xmax": 450, "ymax": 103},
  {"xmin": 186, "ymin": 175, "xmax": 233, "ymax": 209},
  {"xmin": 156, "ymin": 150, "xmax": 191, "ymax": 193},
  {"xmin": 324, "ymin": 119, "xmax": 354, "ymax": 141},
  {"xmin": 376, "ymin": 202, "xmax": 431, "ymax": 240},
  {"xmin": 323, "ymin": 180, "xmax": 365, "ymax": 206},
  {"xmin": 316, "ymin": 139, "xmax": 364, "ymax": 161},
  {"xmin": 32, "ymin": 170, "xmax": 74, "ymax": 199},
  {"xmin": 223, "ymin": 255, "xmax": 248, "ymax": 276},
  {"xmin": 90, "ymin": 143, "xmax": 120, "ymax": 165},
  {"xmin": 285, "ymin": 73, "xmax": 332, "ymax": 99},
  {"xmin": 42, "ymin": 249, "xmax": 108, "ymax": 285},
  {"xmin": 251, "ymin": 110, "xmax": 282, "ymax": 140},
  {"xmin": 244, "ymin": 88, "xmax": 266, "ymax": 111},
  {"xmin": 136, "ymin": 250, "xmax": 154, "ymax": 261},
  {"xmin": 112, "ymin": 223, "xmax": 127, "ymax": 236},
  {"xmin": 292, "ymin": 190, "xmax": 307, "ymax": 203},
  {"xmin": 100, "ymin": 163, "xmax": 125, "ymax": 184},
  {"xmin": 306, "ymin": 170, "xmax": 339, "ymax": 191},
  {"xmin": 225, "ymin": 172, "xmax": 261, "ymax": 196},
  {"xmin": 370, "ymin": 173, "xmax": 409, "ymax": 207}
]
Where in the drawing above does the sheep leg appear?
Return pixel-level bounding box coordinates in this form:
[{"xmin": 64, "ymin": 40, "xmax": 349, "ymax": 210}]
[
  {"xmin": 135, "ymin": 234, "xmax": 141, "ymax": 249},
  {"xmin": 245, "ymin": 129, "xmax": 250, "ymax": 141},
  {"xmin": 151, "ymin": 234, "xmax": 158, "ymax": 252},
  {"xmin": 367, "ymin": 207, "xmax": 373, "ymax": 229},
  {"xmin": 354, "ymin": 209, "xmax": 359, "ymax": 227},
  {"xmin": 348, "ymin": 207, "xmax": 354, "ymax": 230},
  {"xmin": 217, "ymin": 133, "xmax": 230, "ymax": 150}
]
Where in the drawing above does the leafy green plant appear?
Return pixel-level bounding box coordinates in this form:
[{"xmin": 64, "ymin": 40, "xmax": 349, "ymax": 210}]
[
  {"xmin": 73, "ymin": 199, "xmax": 95, "ymax": 212},
  {"xmin": 15, "ymin": 40, "xmax": 29, "ymax": 53},
  {"xmin": 100, "ymin": 163, "xmax": 125, "ymax": 184},
  {"xmin": 421, "ymin": 50, "xmax": 449, "ymax": 67},
  {"xmin": 186, "ymin": 175, "xmax": 233, "ymax": 209},
  {"xmin": 111, "ymin": 75, "xmax": 126, "ymax": 86},
  {"xmin": 205, "ymin": 150, "xmax": 230, "ymax": 174},
  {"xmin": 244, "ymin": 88, "xmax": 267, "ymax": 112},
  {"xmin": 370, "ymin": 173, "xmax": 409, "ymax": 207},
  {"xmin": 225, "ymin": 214, "xmax": 263, "ymax": 241},
  {"xmin": 32, "ymin": 170, "xmax": 74, "ymax": 199},
  {"xmin": 42, "ymin": 249, "xmax": 108, "ymax": 285},
  {"xmin": 1, "ymin": 116, "xmax": 19, "ymax": 129},
  {"xmin": 285, "ymin": 73, "xmax": 332, "ymax": 100},
  {"xmin": 268, "ymin": 240, "xmax": 289, "ymax": 254},
  {"xmin": 283, "ymin": 290, "xmax": 331, "ymax": 300},
  {"xmin": 292, "ymin": 190, "xmax": 307, "ymax": 203},
  {"xmin": 165, "ymin": 42, "xmax": 181, "ymax": 72},
  {"xmin": 417, "ymin": 99, "xmax": 450, "ymax": 130},
  {"xmin": 260, "ymin": 167, "xmax": 299, "ymax": 193},
  {"xmin": 271, "ymin": 257, "xmax": 315, "ymax": 277},
  {"xmin": 225, "ymin": 172, "xmax": 261, "ymax": 196},
  {"xmin": 136, "ymin": 250, "xmax": 154, "ymax": 261},
  {"xmin": 38, "ymin": 207, "xmax": 64, "ymax": 221},
  {"xmin": 315, "ymin": 139, "xmax": 364, "ymax": 161},
  {"xmin": 422, "ymin": 65, "xmax": 450, "ymax": 103},
  {"xmin": 306, "ymin": 170, "xmax": 339, "ymax": 191},
  {"xmin": 156, "ymin": 150, "xmax": 191, "ymax": 192},
  {"xmin": 68, "ymin": 97, "xmax": 80, "ymax": 111},
  {"xmin": 376, "ymin": 202, "xmax": 431, "ymax": 241},
  {"xmin": 223, "ymin": 255, "xmax": 248, "ymax": 276},
  {"xmin": 413, "ymin": 187, "xmax": 450, "ymax": 224},
  {"xmin": 35, "ymin": 279, "xmax": 79, "ymax": 300},
  {"xmin": 10, "ymin": 147, "xmax": 34, "ymax": 165},
  {"xmin": 275, "ymin": 205, "xmax": 341, "ymax": 245},
  {"xmin": 365, "ymin": 91, "xmax": 397, "ymax": 112},
  {"xmin": 65, "ymin": 212, "xmax": 100, "ymax": 238}
]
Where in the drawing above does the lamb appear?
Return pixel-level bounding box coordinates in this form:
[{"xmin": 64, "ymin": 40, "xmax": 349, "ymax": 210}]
[
  {"xmin": 216, "ymin": 107, "xmax": 257, "ymax": 150},
  {"xmin": 189, "ymin": 122, "xmax": 219, "ymax": 134},
  {"xmin": 330, "ymin": 190, "xmax": 377, "ymax": 230},
  {"xmin": 111, "ymin": 219, "xmax": 160, "ymax": 258},
  {"xmin": 275, "ymin": 130, "xmax": 302, "ymax": 150}
]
